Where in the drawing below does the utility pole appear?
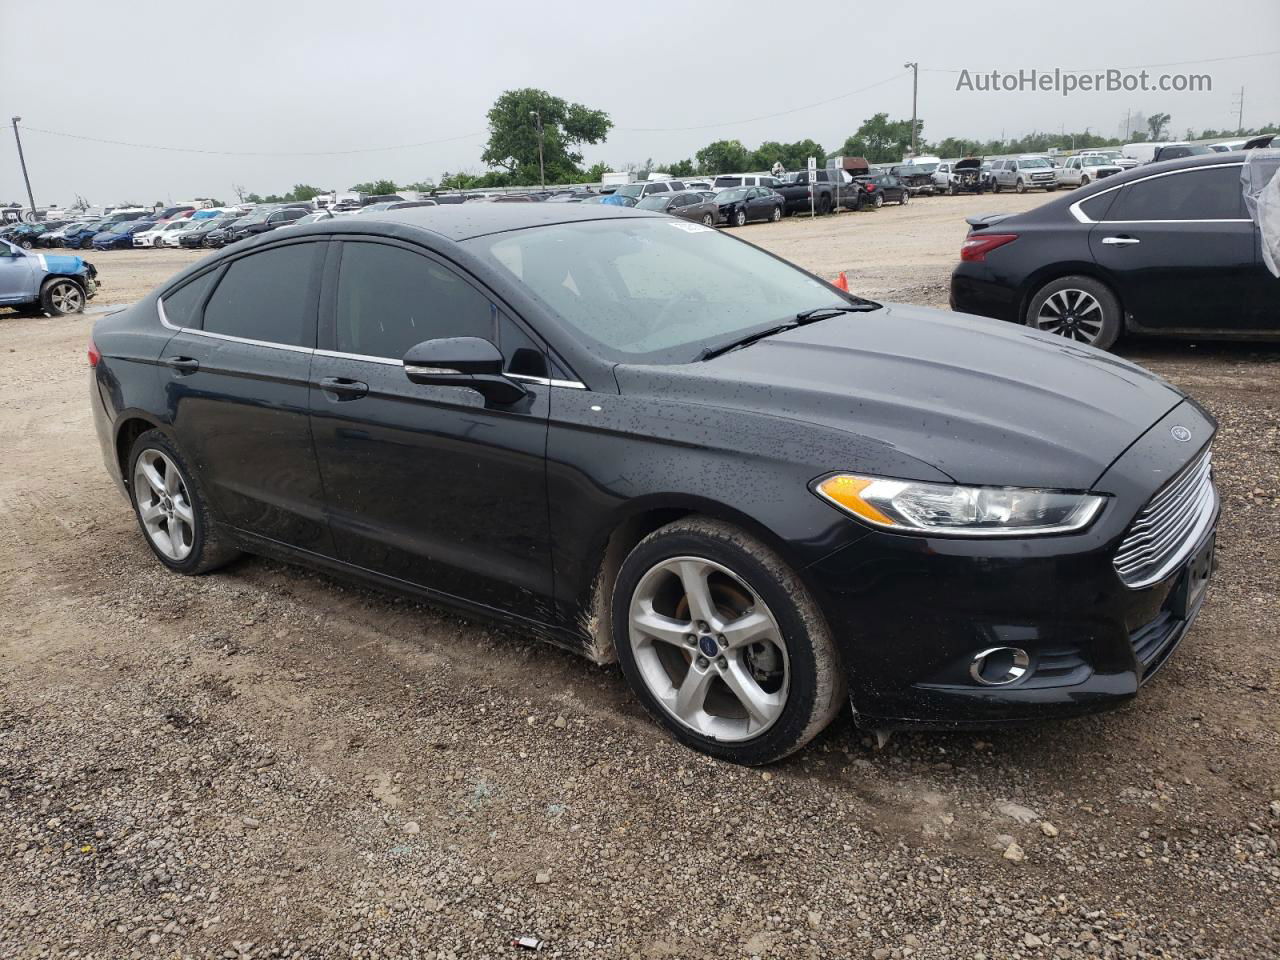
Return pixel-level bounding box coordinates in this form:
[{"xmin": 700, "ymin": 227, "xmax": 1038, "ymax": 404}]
[
  {"xmin": 529, "ymin": 110, "xmax": 546, "ymax": 190},
  {"xmin": 1124, "ymin": 109, "xmax": 1131, "ymax": 140},
  {"xmin": 11, "ymin": 117, "xmax": 37, "ymax": 221},
  {"xmin": 1233, "ymin": 87, "xmax": 1245, "ymax": 136},
  {"xmin": 903, "ymin": 62, "xmax": 919, "ymax": 158}
]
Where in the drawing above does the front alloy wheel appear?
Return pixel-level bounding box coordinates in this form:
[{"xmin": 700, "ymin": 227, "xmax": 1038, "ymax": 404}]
[
  {"xmin": 733, "ymin": 208, "xmax": 747, "ymax": 227},
  {"xmin": 613, "ymin": 518, "xmax": 845, "ymax": 764},
  {"xmin": 40, "ymin": 278, "xmax": 85, "ymax": 316}
]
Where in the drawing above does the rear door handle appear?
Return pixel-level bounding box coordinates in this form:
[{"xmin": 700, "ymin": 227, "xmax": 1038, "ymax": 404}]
[
  {"xmin": 1101, "ymin": 236, "xmax": 1141, "ymax": 245},
  {"xmin": 162, "ymin": 356, "xmax": 200, "ymax": 373},
  {"xmin": 317, "ymin": 376, "xmax": 369, "ymax": 400}
]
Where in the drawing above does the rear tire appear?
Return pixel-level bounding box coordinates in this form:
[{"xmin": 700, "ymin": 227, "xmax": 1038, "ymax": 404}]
[
  {"xmin": 771, "ymin": 205, "xmax": 782, "ymax": 222},
  {"xmin": 612, "ymin": 517, "xmax": 845, "ymax": 765},
  {"xmin": 1025, "ymin": 275, "xmax": 1121, "ymax": 351},
  {"xmin": 127, "ymin": 430, "xmax": 240, "ymax": 575}
]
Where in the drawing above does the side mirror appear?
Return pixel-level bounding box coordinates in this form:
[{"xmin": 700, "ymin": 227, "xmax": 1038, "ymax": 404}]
[{"xmin": 402, "ymin": 337, "xmax": 527, "ymax": 405}]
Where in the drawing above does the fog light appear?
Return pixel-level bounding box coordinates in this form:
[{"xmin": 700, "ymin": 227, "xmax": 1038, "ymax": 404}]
[{"xmin": 969, "ymin": 647, "xmax": 1031, "ymax": 686}]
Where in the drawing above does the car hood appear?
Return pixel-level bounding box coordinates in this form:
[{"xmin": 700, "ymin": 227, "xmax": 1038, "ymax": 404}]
[
  {"xmin": 40, "ymin": 253, "xmax": 88, "ymax": 274},
  {"xmin": 613, "ymin": 303, "xmax": 1185, "ymax": 490}
]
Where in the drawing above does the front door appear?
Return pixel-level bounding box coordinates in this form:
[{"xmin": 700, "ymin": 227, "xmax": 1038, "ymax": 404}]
[
  {"xmin": 1089, "ymin": 164, "xmax": 1260, "ymax": 332},
  {"xmin": 0, "ymin": 242, "xmax": 34, "ymax": 303},
  {"xmin": 309, "ymin": 238, "xmax": 554, "ymax": 620},
  {"xmin": 160, "ymin": 239, "xmax": 332, "ymax": 553}
]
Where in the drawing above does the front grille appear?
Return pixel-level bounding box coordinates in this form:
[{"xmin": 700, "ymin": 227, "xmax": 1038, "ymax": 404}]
[{"xmin": 1113, "ymin": 449, "xmax": 1215, "ymax": 588}]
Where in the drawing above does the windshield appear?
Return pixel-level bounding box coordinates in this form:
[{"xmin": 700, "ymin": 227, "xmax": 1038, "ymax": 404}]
[
  {"xmin": 716, "ymin": 188, "xmax": 749, "ymax": 202},
  {"xmin": 1081, "ymin": 156, "xmax": 1111, "ymax": 167},
  {"xmin": 635, "ymin": 196, "xmax": 671, "ymax": 210},
  {"xmin": 465, "ymin": 218, "xmax": 872, "ymax": 364},
  {"xmin": 1018, "ymin": 157, "xmax": 1051, "ymax": 168},
  {"xmin": 614, "ymin": 184, "xmax": 644, "ymax": 199}
]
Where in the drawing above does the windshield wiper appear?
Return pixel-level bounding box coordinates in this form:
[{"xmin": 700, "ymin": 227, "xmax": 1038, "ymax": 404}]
[
  {"xmin": 793, "ymin": 302, "xmax": 881, "ymax": 321},
  {"xmin": 696, "ymin": 302, "xmax": 881, "ymax": 361}
]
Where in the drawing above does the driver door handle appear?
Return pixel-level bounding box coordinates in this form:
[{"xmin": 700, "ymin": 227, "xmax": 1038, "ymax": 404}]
[
  {"xmin": 1101, "ymin": 236, "xmax": 1141, "ymax": 246},
  {"xmin": 317, "ymin": 376, "xmax": 369, "ymax": 400}
]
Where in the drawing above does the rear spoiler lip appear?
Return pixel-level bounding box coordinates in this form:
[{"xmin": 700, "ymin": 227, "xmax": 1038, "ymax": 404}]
[{"xmin": 964, "ymin": 213, "xmax": 1014, "ymax": 231}]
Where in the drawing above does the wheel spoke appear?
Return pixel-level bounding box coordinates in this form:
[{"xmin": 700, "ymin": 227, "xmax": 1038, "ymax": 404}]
[
  {"xmin": 719, "ymin": 656, "xmax": 784, "ymax": 728},
  {"xmin": 719, "ymin": 609, "xmax": 773, "ymax": 650},
  {"xmin": 172, "ymin": 496, "xmax": 195, "ymax": 527},
  {"xmin": 632, "ymin": 604, "xmax": 693, "ymax": 647},
  {"xmin": 674, "ymin": 560, "xmax": 718, "ymax": 627},
  {"xmin": 139, "ymin": 459, "xmax": 166, "ymax": 497},
  {"xmin": 139, "ymin": 501, "xmax": 165, "ymax": 525},
  {"xmin": 164, "ymin": 463, "xmax": 182, "ymax": 495},
  {"xmin": 672, "ymin": 662, "xmax": 715, "ymax": 721}
]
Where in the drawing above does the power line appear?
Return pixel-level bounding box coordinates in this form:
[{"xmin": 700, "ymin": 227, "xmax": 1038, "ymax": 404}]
[
  {"xmin": 615, "ymin": 71, "xmax": 909, "ymax": 132},
  {"xmin": 15, "ymin": 124, "xmax": 488, "ymax": 158},
  {"xmin": 922, "ymin": 48, "xmax": 1280, "ymax": 74}
]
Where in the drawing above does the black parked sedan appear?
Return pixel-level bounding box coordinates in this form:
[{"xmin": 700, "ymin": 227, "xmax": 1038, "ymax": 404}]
[
  {"xmin": 951, "ymin": 154, "xmax": 1278, "ymax": 349},
  {"xmin": 715, "ymin": 186, "xmax": 783, "ymax": 226},
  {"xmin": 91, "ymin": 205, "xmax": 1218, "ymax": 764},
  {"xmin": 179, "ymin": 216, "xmax": 240, "ymax": 249},
  {"xmin": 635, "ymin": 190, "xmax": 719, "ymax": 226},
  {"xmin": 853, "ymin": 174, "xmax": 909, "ymax": 207}
]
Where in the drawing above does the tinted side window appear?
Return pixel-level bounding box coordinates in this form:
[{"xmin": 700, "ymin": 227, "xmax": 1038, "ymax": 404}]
[
  {"xmin": 1105, "ymin": 166, "xmax": 1245, "ymax": 221},
  {"xmin": 334, "ymin": 241, "xmax": 494, "ymax": 359},
  {"xmin": 202, "ymin": 243, "xmax": 318, "ymax": 346},
  {"xmin": 1078, "ymin": 190, "xmax": 1119, "ymax": 222},
  {"xmin": 668, "ymin": 181, "xmax": 685, "ymax": 191},
  {"xmin": 161, "ymin": 269, "xmax": 219, "ymax": 328}
]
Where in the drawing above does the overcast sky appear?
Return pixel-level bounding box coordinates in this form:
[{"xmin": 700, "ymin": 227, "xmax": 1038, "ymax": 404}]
[{"xmin": 3, "ymin": 0, "xmax": 1277, "ymax": 205}]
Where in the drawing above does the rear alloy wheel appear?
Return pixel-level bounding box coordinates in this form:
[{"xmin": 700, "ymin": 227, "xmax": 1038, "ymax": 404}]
[
  {"xmin": 900, "ymin": 190, "xmax": 909, "ymax": 205},
  {"xmin": 1026, "ymin": 275, "xmax": 1121, "ymax": 350},
  {"xmin": 733, "ymin": 208, "xmax": 747, "ymax": 227},
  {"xmin": 128, "ymin": 430, "xmax": 239, "ymax": 574},
  {"xmin": 771, "ymin": 205, "xmax": 782, "ymax": 222},
  {"xmin": 613, "ymin": 518, "xmax": 845, "ymax": 765},
  {"xmin": 39, "ymin": 278, "xmax": 85, "ymax": 316}
]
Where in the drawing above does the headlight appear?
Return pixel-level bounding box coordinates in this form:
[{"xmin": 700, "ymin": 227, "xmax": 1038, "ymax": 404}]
[{"xmin": 813, "ymin": 474, "xmax": 1104, "ymax": 537}]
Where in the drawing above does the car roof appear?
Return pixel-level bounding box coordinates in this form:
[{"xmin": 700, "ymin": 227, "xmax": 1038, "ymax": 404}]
[{"xmin": 303, "ymin": 203, "xmax": 667, "ymax": 242}]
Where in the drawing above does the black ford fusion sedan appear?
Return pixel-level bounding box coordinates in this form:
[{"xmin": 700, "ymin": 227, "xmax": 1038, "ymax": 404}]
[
  {"xmin": 951, "ymin": 153, "xmax": 1278, "ymax": 350},
  {"xmin": 91, "ymin": 204, "xmax": 1218, "ymax": 765}
]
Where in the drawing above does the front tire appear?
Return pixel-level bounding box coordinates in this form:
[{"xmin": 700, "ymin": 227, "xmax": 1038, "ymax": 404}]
[
  {"xmin": 733, "ymin": 208, "xmax": 747, "ymax": 227},
  {"xmin": 899, "ymin": 190, "xmax": 909, "ymax": 205},
  {"xmin": 993, "ymin": 181, "xmax": 1002, "ymax": 194},
  {"xmin": 127, "ymin": 430, "xmax": 240, "ymax": 575},
  {"xmin": 702, "ymin": 213, "xmax": 714, "ymax": 226},
  {"xmin": 1025, "ymin": 275, "xmax": 1122, "ymax": 350},
  {"xmin": 873, "ymin": 193, "xmax": 884, "ymax": 208},
  {"xmin": 612, "ymin": 518, "xmax": 845, "ymax": 765},
  {"xmin": 1015, "ymin": 178, "xmax": 1027, "ymax": 194},
  {"xmin": 771, "ymin": 204, "xmax": 782, "ymax": 222},
  {"xmin": 39, "ymin": 278, "xmax": 86, "ymax": 316}
]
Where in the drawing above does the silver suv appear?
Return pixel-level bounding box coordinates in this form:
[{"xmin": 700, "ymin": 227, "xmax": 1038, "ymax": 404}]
[{"xmin": 990, "ymin": 156, "xmax": 1059, "ymax": 193}]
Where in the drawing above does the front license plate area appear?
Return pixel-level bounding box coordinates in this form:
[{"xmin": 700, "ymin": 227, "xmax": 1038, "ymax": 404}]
[{"xmin": 1172, "ymin": 534, "xmax": 1215, "ymax": 621}]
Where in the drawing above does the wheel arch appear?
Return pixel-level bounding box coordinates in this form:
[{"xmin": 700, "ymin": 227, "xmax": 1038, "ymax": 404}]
[
  {"xmin": 1018, "ymin": 262, "xmax": 1127, "ymax": 329},
  {"xmin": 113, "ymin": 413, "xmax": 170, "ymax": 489},
  {"xmin": 577, "ymin": 494, "xmax": 803, "ymax": 665}
]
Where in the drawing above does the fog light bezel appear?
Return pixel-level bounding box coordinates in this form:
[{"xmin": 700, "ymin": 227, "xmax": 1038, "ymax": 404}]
[{"xmin": 969, "ymin": 646, "xmax": 1031, "ymax": 686}]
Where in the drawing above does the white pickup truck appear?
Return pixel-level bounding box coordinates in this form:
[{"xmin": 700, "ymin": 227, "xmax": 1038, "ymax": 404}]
[{"xmin": 1055, "ymin": 154, "xmax": 1124, "ymax": 188}]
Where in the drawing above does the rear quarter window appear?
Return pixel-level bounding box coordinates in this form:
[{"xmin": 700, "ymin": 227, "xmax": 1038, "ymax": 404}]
[
  {"xmin": 161, "ymin": 270, "xmax": 219, "ymax": 328},
  {"xmin": 1105, "ymin": 166, "xmax": 1245, "ymax": 221}
]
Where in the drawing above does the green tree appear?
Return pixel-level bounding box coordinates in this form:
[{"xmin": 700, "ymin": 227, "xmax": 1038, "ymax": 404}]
[
  {"xmin": 1147, "ymin": 112, "xmax": 1171, "ymax": 141},
  {"xmin": 839, "ymin": 114, "xmax": 919, "ymax": 163},
  {"xmin": 661, "ymin": 158, "xmax": 698, "ymax": 178},
  {"xmin": 350, "ymin": 179, "xmax": 399, "ymax": 195},
  {"xmin": 481, "ymin": 88, "xmax": 611, "ymax": 185},
  {"xmin": 288, "ymin": 184, "xmax": 324, "ymax": 201},
  {"xmin": 694, "ymin": 139, "xmax": 752, "ymax": 175}
]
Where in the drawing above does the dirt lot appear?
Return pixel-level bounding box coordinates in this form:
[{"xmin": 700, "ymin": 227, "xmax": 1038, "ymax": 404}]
[{"xmin": 2, "ymin": 194, "xmax": 1278, "ymax": 960}]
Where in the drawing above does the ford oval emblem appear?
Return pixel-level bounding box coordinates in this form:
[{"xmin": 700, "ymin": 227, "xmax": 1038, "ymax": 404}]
[{"xmin": 1170, "ymin": 425, "xmax": 1192, "ymax": 442}]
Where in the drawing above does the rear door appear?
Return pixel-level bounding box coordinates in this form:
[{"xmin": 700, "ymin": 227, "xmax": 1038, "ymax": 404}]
[
  {"xmin": 160, "ymin": 238, "xmax": 332, "ymax": 552},
  {"xmin": 1089, "ymin": 163, "xmax": 1260, "ymax": 332},
  {"xmin": 309, "ymin": 238, "xmax": 554, "ymax": 619}
]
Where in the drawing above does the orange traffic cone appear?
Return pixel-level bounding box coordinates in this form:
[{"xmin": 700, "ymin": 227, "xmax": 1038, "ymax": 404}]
[{"xmin": 834, "ymin": 271, "xmax": 849, "ymax": 291}]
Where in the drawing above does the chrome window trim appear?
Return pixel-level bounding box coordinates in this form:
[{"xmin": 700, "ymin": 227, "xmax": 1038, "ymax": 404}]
[
  {"xmin": 313, "ymin": 349, "xmax": 587, "ymax": 389},
  {"xmin": 1068, "ymin": 162, "xmax": 1247, "ymax": 224},
  {"xmin": 157, "ymin": 298, "xmax": 313, "ymax": 354}
]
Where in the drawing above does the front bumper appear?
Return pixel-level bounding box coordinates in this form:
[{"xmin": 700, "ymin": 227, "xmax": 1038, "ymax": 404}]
[{"xmin": 804, "ymin": 401, "xmax": 1218, "ymax": 729}]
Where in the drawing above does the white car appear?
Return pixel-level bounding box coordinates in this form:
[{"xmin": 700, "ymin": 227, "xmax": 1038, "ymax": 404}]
[
  {"xmin": 134, "ymin": 220, "xmax": 194, "ymax": 249},
  {"xmin": 1078, "ymin": 149, "xmax": 1138, "ymax": 171},
  {"xmin": 161, "ymin": 219, "xmax": 205, "ymax": 247}
]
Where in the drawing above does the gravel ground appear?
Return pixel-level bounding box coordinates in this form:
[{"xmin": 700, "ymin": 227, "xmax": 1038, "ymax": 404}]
[{"xmin": 1, "ymin": 193, "xmax": 1277, "ymax": 959}]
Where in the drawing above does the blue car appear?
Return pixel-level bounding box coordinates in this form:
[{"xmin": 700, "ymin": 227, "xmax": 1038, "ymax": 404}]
[
  {"xmin": 0, "ymin": 237, "xmax": 98, "ymax": 315},
  {"xmin": 92, "ymin": 221, "xmax": 156, "ymax": 250}
]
